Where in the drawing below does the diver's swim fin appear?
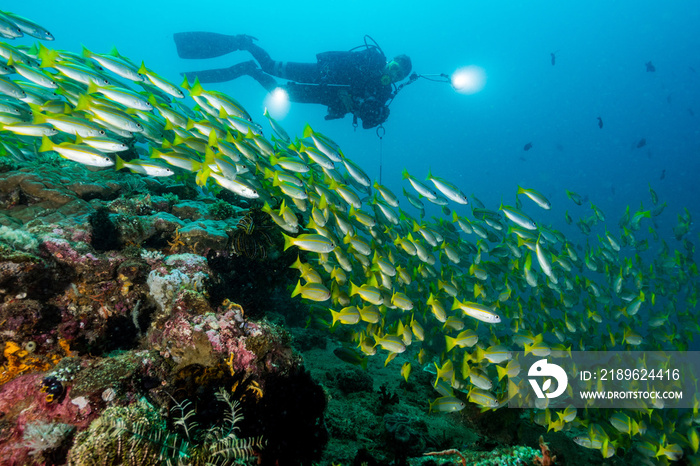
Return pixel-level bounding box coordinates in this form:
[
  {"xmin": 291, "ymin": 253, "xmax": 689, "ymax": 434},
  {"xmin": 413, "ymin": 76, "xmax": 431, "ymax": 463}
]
[
  {"xmin": 173, "ymin": 32, "xmax": 257, "ymax": 59},
  {"xmin": 181, "ymin": 60, "xmax": 278, "ymax": 90},
  {"xmin": 181, "ymin": 60, "xmax": 258, "ymax": 84}
]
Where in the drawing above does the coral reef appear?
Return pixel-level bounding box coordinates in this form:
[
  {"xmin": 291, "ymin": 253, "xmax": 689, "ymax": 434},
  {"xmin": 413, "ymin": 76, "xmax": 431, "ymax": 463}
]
[
  {"xmin": 0, "ymin": 163, "xmax": 313, "ymax": 464},
  {"xmin": 66, "ymin": 388, "xmax": 264, "ymax": 465}
]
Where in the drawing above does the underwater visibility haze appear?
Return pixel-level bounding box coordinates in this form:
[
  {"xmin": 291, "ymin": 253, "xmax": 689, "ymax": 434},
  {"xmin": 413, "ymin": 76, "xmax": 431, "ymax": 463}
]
[{"xmin": 0, "ymin": 1, "xmax": 699, "ymax": 465}]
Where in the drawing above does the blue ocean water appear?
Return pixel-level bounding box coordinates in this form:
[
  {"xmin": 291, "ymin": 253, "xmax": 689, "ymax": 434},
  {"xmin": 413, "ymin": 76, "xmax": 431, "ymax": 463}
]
[
  {"xmin": 20, "ymin": 0, "xmax": 698, "ymax": 245},
  {"xmin": 1, "ymin": 3, "xmax": 698, "ymax": 463}
]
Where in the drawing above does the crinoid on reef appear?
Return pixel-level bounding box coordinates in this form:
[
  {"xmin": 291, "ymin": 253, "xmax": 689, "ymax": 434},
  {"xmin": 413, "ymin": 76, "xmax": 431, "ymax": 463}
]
[
  {"xmin": 67, "ymin": 387, "xmax": 265, "ymax": 466},
  {"xmin": 229, "ymin": 208, "xmax": 277, "ymax": 260}
]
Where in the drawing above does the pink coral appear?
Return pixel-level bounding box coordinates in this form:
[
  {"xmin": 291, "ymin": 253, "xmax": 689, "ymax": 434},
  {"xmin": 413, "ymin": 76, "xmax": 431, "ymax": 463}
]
[
  {"xmin": 205, "ymin": 329, "xmax": 224, "ymax": 352},
  {"xmin": 160, "ymin": 312, "xmax": 195, "ymax": 348},
  {"xmin": 227, "ymin": 339, "xmax": 256, "ymax": 373},
  {"xmin": 0, "ymin": 373, "xmax": 96, "ymax": 464}
]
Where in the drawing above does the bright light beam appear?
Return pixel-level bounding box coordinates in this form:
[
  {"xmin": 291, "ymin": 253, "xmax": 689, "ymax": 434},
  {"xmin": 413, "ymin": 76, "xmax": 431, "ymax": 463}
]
[
  {"xmin": 264, "ymin": 87, "xmax": 290, "ymax": 119},
  {"xmin": 451, "ymin": 66, "xmax": 486, "ymax": 94}
]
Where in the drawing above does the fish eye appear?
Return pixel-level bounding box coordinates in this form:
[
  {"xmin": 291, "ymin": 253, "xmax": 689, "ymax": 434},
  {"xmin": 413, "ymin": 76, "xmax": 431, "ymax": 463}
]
[{"xmin": 99, "ymin": 130, "xmax": 106, "ymax": 135}]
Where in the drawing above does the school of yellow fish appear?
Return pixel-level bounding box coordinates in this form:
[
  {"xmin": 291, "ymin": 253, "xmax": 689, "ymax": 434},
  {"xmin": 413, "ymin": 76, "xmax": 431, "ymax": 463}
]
[{"xmin": 1, "ymin": 9, "xmax": 699, "ymax": 464}]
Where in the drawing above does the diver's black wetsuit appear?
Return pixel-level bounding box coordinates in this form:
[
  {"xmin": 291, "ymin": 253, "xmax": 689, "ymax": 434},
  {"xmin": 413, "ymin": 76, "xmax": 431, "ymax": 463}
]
[{"xmin": 179, "ymin": 36, "xmax": 393, "ymax": 129}]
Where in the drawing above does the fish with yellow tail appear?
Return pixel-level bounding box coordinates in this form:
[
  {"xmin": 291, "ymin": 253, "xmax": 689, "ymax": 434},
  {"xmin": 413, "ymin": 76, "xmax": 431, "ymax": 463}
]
[
  {"xmin": 445, "ymin": 329, "xmax": 478, "ymax": 351},
  {"xmin": 401, "ymin": 362, "xmax": 411, "ymax": 382},
  {"xmin": 451, "ymin": 298, "xmax": 502, "ymax": 324},
  {"xmin": 426, "ymin": 170, "xmax": 468, "ymax": 205},
  {"xmin": 429, "ymin": 396, "xmax": 465, "ymax": 413},
  {"xmin": 328, "ymin": 306, "xmax": 361, "ymax": 325},
  {"xmin": 372, "ymin": 333, "xmax": 406, "ymax": 354},
  {"xmin": 402, "ymin": 168, "xmax": 437, "ymax": 200},
  {"xmin": 349, "ymin": 282, "xmax": 384, "ymax": 305},
  {"xmin": 39, "ymin": 136, "xmax": 114, "ymax": 167},
  {"xmin": 517, "ymin": 186, "xmax": 551, "ymax": 209},
  {"xmin": 282, "ymin": 233, "xmax": 336, "ymax": 253},
  {"xmin": 290, "ymin": 280, "xmax": 330, "ymax": 302}
]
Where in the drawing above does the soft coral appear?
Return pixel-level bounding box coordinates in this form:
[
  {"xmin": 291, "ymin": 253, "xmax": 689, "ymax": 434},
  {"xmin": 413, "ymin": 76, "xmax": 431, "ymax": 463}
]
[{"xmin": 533, "ymin": 435, "xmax": 556, "ymax": 465}]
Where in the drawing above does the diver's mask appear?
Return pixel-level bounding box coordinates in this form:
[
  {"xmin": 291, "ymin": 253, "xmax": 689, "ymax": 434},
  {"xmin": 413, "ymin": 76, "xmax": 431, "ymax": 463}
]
[{"xmin": 382, "ymin": 60, "xmax": 403, "ymax": 85}]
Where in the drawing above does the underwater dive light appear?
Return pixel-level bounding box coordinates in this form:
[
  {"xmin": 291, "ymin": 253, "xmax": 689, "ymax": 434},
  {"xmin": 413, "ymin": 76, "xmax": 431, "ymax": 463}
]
[
  {"xmin": 398, "ymin": 65, "xmax": 486, "ymax": 97},
  {"xmin": 264, "ymin": 87, "xmax": 290, "ymax": 119},
  {"xmin": 451, "ymin": 66, "xmax": 487, "ymax": 94}
]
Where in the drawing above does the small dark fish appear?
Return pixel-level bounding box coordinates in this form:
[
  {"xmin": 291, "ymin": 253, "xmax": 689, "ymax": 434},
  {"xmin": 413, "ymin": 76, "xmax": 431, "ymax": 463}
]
[
  {"xmin": 550, "ymin": 52, "xmax": 557, "ymax": 65},
  {"xmin": 649, "ymin": 184, "xmax": 658, "ymax": 205},
  {"xmin": 333, "ymin": 347, "xmax": 368, "ymax": 369},
  {"xmin": 523, "ymin": 142, "xmax": 533, "ymax": 151},
  {"xmin": 666, "ymin": 94, "xmax": 672, "ymax": 104},
  {"xmin": 660, "ymin": 169, "xmax": 666, "ymax": 180},
  {"xmin": 645, "ymin": 61, "xmax": 655, "ymax": 72},
  {"xmin": 690, "ymin": 66, "xmax": 696, "ymax": 73},
  {"xmin": 689, "ymin": 108, "xmax": 695, "ymax": 116},
  {"xmin": 555, "ymin": 143, "xmax": 564, "ymax": 152},
  {"xmin": 597, "ymin": 116, "xmax": 603, "ymax": 129},
  {"xmin": 519, "ymin": 156, "xmax": 527, "ymax": 162},
  {"xmin": 636, "ymin": 138, "xmax": 646, "ymax": 148}
]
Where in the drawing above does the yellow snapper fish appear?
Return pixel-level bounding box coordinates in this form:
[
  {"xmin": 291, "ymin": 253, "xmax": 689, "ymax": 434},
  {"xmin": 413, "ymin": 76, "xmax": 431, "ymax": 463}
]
[
  {"xmin": 82, "ymin": 46, "xmax": 144, "ymax": 82},
  {"xmin": 500, "ymin": 203, "xmax": 537, "ymax": 230},
  {"xmin": 290, "ymin": 280, "xmax": 330, "ymax": 302},
  {"xmin": 445, "ymin": 329, "xmax": 479, "ymax": 351},
  {"xmin": 426, "ymin": 170, "xmax": 468, "ymax": 204},
  {"xmin": 139, "ymin": 62, "xmax": 184, "ymax": 98},
  {"xmin": 349, "ymin": 282, "xmax": 384, "ymax": 305},
  {"xmin": 429, "ymin": 396, "xmax": 466, "ymax": 413},
  {"xmin": 263, "ymin": 107, "xmax": 290, "ymax": 143},
  {"xmin": 517, "ymin": 186, "xmax": 551, "ymax": 210},
  {"xmin": 39, "ymin": 136, "xmax": 113, "ymax": 167},
  {"xmin": 372, "ymin": 333, "xmax": 406, "ymax": 354},
  {"xmin": 402, "ymin": 168, "xmax": 437, "ymax": 200},
  {"xmin": 1, "ymin": 11, "xmax": 54, "ymax": 41},
  {"xmin": 302, "ymin": 124, "xmax": 343, "ymax": 162},
  {"xmin": 115, "ymin": 155, "xmax": 174, "ymax": 176},
  {"xmin": 282, "ymin": 233, "xmax": 337, "ymax": 253},
  {"xmin": 205, "ymin": 170, "xmax": 259, "ymax": 198},
  {"xmin": 451, "ymin": 299, "xmax": 502, "ymax": 324},
  {"xmin": 328, "ymin": 306, "xmax": 361, "ymax": 324}
]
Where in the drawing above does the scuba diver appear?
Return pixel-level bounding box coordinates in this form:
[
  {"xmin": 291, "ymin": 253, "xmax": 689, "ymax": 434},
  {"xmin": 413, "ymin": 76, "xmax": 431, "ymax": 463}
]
[{"xmin": 173, "ymin": 32, "xmax": 412, "ymax": 129}]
